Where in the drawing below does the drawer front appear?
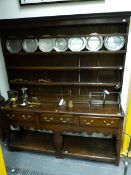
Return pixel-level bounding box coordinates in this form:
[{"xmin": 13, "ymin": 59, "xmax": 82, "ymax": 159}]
[
  {"xmin": 5, "ymin": 112, "xmax": 37, "ymax": 122},
  {"xmin": 80, "ymin": 116, "xmax": 119, "ymax": 128},
  {"xmin": 40, "ymin": 114, "xmax": 74, "ymax": 125}
]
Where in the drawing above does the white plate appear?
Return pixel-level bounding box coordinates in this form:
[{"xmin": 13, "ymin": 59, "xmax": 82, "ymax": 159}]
[
  {"xmin": 54, "ymin": 38, "xmax": 68, "ymax": 52},
  {"xmin": 86, "ymin": 33, "xmax": 103, "ymax": 51},
  {"xmin": 68, "ymin": 37, "xmax": 86, "ymax": 51},
  {"xmin": 6, "ymin": 40, "xmax": 22, "ymax": 53},
  {"xmin": 23, "ymin": 39, "xmax": 38, "ymax": 53},
  {"xmin": 104, "ymin": 36, "xmax": 125, "ymax": 51},
  {"xmin": 39, "ymin": 39, "xmax": 55, "ymax": 52}
]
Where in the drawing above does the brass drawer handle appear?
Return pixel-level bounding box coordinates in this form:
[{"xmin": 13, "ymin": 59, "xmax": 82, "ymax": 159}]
[
  {"xmin": 60, "ymin": 118, "xmax": 70, "ymax": 123},
  {"xmin": 105, "ymin": 123, "xmax": 111, "ymax": 126},
  {"xmin": 61, "ymin": 120, "xmax": 67, "ymax": 123},
  {"xmin": 44, "ymin": 117, "xmax": 53, "ymax": 122},
  {"xmin": 84, "ymin": 119, "xmax": 94, "ymax": 124},
  {"xmin": 104, "ymin": 120, "xmax": 114, "ymax": 126},
  {"xmin": 7, "ymin": 114, "xmax": 12, "ymax": 119},
  {"xmin": 85, "ymin": 122, "xmax": 91, "ymax": 125}
]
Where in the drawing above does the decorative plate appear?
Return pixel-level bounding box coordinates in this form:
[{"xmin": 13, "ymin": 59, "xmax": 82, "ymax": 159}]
[
  {"xmin": 39, "ymin": 39, "xmax": 55, "ymax": 52},
  {"xmin": 86, "ymin": 33, "xmax": 103, "ymax": 51},
  {"xmin": 68, "ymin": 37, "xmax": 86, "ymax": 51},
  {"xmin": 6, "ymin": 40, "xmax": 22, "ymax": 53},
  {"xmin": 54, "ymin": 38, "xmax": 68, "ymax": 52},
  {"xmin": 23, "ymin": 39, "xmax": 38, "ymax": 53},
  {"xmin": 104, "ymin": 36, "xmax": 125, "ymax": 51}
]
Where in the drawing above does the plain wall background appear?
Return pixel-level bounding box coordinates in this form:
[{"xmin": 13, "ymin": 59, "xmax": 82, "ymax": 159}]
[
  {"xmin": 0, "ymin": 0, "xmax": 131, "ymax": 112},
  {"xmin": 0, "ymin": 0, "xmax": 131, "ymax": 19}
]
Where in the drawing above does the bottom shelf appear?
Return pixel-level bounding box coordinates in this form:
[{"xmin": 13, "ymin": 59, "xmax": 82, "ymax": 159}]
[
  {"xmin": 9, "ymin": 130, "xmax": 117, "ymax": 163},
  {"xmin": 62, "ymin": 135, "xmax": 117, "ymax": 163},
  {"xmin": 10, "ymin": 130, "xmax": 55, "ymax": 154}
]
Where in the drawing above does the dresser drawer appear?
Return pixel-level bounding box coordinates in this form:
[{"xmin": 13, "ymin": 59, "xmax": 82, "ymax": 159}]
[
  {"xmin": 5, "ymin": 112, "xmax": 37, "ymax": 122},
  {"xmin": 79, "ymin": 116, "xmax": 119, "ymax": 128},
  {"xmin": 40, "ymin": 114, "xmax": 74, "ymax": 125}
]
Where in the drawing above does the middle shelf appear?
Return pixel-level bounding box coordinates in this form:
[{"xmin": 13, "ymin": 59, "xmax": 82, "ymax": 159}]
[
  {"xmin": 9, "ymin": 80, "xmax": 120, "ymax": 87},
  {"xmin": 7, "ymin": 66, "xmax": 123, "ymax": 71}
]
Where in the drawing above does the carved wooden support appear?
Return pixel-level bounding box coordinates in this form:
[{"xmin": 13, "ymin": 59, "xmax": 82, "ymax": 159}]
[{"xmin": 53, "ymin": 132, "xmax": 63, "ymax": 158}]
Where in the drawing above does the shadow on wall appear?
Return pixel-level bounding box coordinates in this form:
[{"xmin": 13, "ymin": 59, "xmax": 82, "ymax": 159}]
[{"xmin": 0, "ymin": 40, "xmax": 9, "ymax": 100}]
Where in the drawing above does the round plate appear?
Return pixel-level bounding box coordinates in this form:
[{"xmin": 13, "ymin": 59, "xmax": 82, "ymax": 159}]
[
  {"xmin": 104, "ymin": 36, "xmax": 125, "ymax": 51},
  {"xmin": 86, "ymin": 33, "xmax": 103, "ymax": 51},
  {"xmin": 54, "ymin": 38, "xmax": 68, "ymax": 52},
  {"xmin": 23, "ymin": 39, "xmax": 38, "ymax": 53},
  {"xmin": 6, "ymin": 40, "xmax": 22, "ymax": 53},
  {"xmin": 39, "ymin": 39, "xmax": 55, "ymax": 52},
  {"xmin": 68, "ymin": 37, "xmax": 86, "ymax": 51}
]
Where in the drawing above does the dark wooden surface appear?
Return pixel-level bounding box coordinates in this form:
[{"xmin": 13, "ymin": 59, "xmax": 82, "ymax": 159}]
[
  {"xmin": 0, "ymin": 97, "xmax": 5, "ymax": 140},
  {"xmin": 0, "ymin": 115, "xmax": 5, "ymax": 140},
  {"xmin": 62, "ymin": 135, "xmax": 116, "ymax": 163},
  {"xmin": 0, "ymin": 12, "xmax": 130, "ymax": 165},
  {"xmin": 10, "ymin": 130, "xmax": 55, "ymax": 154}
]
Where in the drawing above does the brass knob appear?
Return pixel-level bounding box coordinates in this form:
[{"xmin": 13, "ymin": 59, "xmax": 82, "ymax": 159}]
[
  {"xmin": 12, "ymin": 114, "xmax": 15, "ymax": 117},
  {"xmin": 28, "ymin": 115, "xmax": 31, "ymax": 118}
]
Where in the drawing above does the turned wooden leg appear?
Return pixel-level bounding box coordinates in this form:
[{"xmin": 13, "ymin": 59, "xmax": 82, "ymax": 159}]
[
  {"xmin": 5, "ymin": 122, "xmax": 12, "ymax": 151},
  {"xmin": 53, "ymin": 132, "xmax": 63, "ymax": 158},
  {"xmin": 115, "ymin": 134, "xmax": 122, "ymax": 166},
  {"xmin": 19, "ymin": 126, "xmax": 25, "ymax": 133},
  {"xmin": 0, "ymin": 115, "xmax": 6, "ymax": 141}
]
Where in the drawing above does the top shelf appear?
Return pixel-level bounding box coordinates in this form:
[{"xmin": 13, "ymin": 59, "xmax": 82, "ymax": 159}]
[{"xmin": 5, "ymin": 50, "xmax": 126, "ymax": 56}]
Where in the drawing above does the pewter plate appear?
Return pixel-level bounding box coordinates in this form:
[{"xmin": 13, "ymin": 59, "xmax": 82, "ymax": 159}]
[
  {"xmin": 23, "ymin": 39, "xmax": 38, "ymax": 53},
  {"xmin": 6, "ymin": 40, "xmax": 22, "ymax": 53},
  {"xmin": 104, "ymin": 36, "xmax": 125, "ymax": 51},
  {"xmin": 68, "ymin": 37, "xmax": 86, "ymax": 51},
  {"xmin": 54, "ymin": 38, "xmax": 68, "ymax": 52},
  {"xmin": 39, "ymin": 39, "xmax": 55, "ymax": 52},
  {"xmin": 86, "ymin": 33, "xmax": 103, "ymax": 51}
]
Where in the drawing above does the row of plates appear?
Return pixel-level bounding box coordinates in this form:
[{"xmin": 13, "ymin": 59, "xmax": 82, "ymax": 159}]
[{"xmin": 6, "ymin": 34, "xmax": 125, "ymax": 53}]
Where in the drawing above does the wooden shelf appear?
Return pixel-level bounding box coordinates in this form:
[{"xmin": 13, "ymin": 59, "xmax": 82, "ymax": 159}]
[
  {"xmin": 10, "ymin": 130, "xmax": 55, "ymax": 154},
  {"xmin": 5, "ymin": 50, "xmax": 126, "ymax": 56},
  {"xmin": 7, "ymin": 66, "xmax": 123, "ymax": 71},
  {"xmin": 62, "ymin": 135, "xmax": 116, "ymax": 163},
  {"xmin": 9, "ymin": 80, "xmax": 119, "ymax": 87},
  {"xmin": 9, "ymin": 129, "xmax": 117, "ymax": 163}
]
